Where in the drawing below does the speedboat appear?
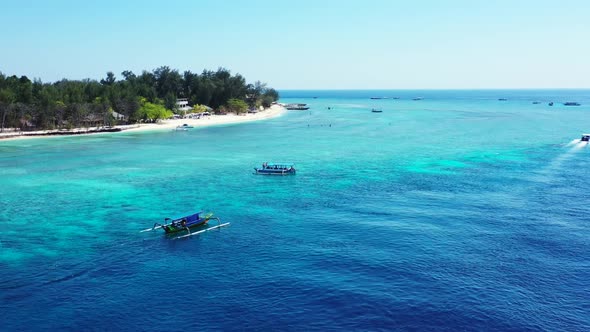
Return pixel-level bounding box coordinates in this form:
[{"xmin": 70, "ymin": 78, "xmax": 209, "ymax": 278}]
[
  {"xmin": 581, "ymin": 134, "xmax": 590, "ymax": 142},
  {"xmin": 254, "ymin": 162, "xmax": 296, "ymax": 175}
]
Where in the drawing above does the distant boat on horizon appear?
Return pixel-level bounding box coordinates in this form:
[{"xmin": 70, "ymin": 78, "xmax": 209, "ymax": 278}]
[
  {"xmin": 412, "ymin": 97, "xmax": 423, "ymax": 101},
  {"xmin": 371, "ymin": 108, "xmax": 383, "ymax": 113},
  {"xmin": 564, "ymin": 102, "xmax": 581, "ymax": 106},
  {"xmin": 498, "ymin": 98, "xmax": 508, "ymax": 101}
]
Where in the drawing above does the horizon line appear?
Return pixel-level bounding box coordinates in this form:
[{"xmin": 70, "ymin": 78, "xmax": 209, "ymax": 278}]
[{"xmin": 277, "ymin": 88, "xmax": 590, "ymax": 91}]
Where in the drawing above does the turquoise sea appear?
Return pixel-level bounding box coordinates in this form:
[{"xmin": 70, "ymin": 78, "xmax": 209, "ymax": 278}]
[{"xmin": 1, "ymin": 90, "xmax": 589, "ymax": 331}]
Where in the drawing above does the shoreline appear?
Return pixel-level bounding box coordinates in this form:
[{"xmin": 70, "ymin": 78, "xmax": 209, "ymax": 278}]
[{"xmin": 0, "ymin": 105, "xmax": 286, "ymax": 142}]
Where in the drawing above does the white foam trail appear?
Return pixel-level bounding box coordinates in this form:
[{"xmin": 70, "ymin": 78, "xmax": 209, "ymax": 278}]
[
  {"xmin": 572, "ymin": 142, "xmax": 588, "ymax": 150},
  {"xmin": 532, "ymin": 143, "xmax": 585, "ymax": 183},
  {"xmin": 548, "ymin": 145, "xmax": 580, "ymax": 168}
]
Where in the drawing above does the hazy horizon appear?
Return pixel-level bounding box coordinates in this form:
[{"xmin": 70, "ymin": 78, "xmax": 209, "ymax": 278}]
[{"xmin": 1, "ymin": 0, "xmax": 589, "ymax": 89}]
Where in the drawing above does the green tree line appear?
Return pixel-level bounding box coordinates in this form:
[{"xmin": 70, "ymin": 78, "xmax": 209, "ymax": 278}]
[{"xmin": 0, "ymin": 67, "xmax": 279, "ymax": 132}]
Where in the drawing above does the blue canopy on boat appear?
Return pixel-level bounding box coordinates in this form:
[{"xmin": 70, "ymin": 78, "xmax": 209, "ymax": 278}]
[{"xmin": 173, "ymin": 212, "xmax": 202, "ymax": 223}]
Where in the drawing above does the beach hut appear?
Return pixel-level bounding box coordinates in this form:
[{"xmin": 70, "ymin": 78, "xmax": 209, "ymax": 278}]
[
  {"xmin": 19, "ymin": 118, "xmax": 36, "ymax": 131},
  {"xmin": 176, "ymin": 98, "xmax": 192, "ymax": 113},
  {"xmin": 112, "ymin": 111, "xmax": 127, "ymax": 122},
  {"xmin": 82, "ymin": 113, "xmax": 103, "ymax": 127}
]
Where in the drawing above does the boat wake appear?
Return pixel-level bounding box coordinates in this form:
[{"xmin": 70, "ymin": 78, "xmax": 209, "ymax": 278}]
[
  {"xmin": 533, "ymin": 141, "xmax": 587, "ymax": 183},
  {"xmin": 571, "ymin": 141, "xmax": 588, "ymax": 150},
  {"xmin": 566, "ymin": 139, "xmax": 589, "ymax": 148}
]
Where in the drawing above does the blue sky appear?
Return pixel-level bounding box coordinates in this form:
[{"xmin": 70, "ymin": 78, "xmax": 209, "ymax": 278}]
[{"xmin": 0, "ymin": 0, "xmax": 588, "ymax": 89}]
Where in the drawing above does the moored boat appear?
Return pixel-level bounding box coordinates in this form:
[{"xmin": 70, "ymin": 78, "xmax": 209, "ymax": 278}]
[
  {"xmin": 564, "ymin": 102, "xmax": 581, "ymax": 106},
  {"xmin": 175, "ymin": 123, "xmax": 193, "ymax": 130},
  {"xmin": 285, "ymin": 103, "xmax": 310, "ymax": 110},
  {"xmin": 371, "ymin": 108, "xmax": 383, "ymax": 113},
  {"xmin": 254, "ymin": 162, "xmax": 296, "ymax": 175}
]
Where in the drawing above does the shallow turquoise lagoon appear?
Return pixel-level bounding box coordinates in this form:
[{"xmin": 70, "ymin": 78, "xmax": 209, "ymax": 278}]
[{"xmin": 1, "ymin": 90, "xmax": 589, "ymax": 330}]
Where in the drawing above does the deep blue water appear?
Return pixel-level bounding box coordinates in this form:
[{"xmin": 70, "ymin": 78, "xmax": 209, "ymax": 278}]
[{"xmin": 1, "ymin": 90, "xmax": 589, "ymax": 331}]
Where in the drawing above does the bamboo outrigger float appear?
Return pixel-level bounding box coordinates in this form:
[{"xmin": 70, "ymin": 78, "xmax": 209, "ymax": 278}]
[{"xmin": 140, "ymin": 211, "xmax": 230, "ymax": 239}]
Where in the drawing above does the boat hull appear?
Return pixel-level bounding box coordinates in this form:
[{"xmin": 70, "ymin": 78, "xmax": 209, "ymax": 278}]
[
  {"xmin": 162, "ymin": 217, "xmax": 210, "ymax": 234},
  {"xmin": 254, "ymin": 169, "xmax": 296, "ymax": 175}
]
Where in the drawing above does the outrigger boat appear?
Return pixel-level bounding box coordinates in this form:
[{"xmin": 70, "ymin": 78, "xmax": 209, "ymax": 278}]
[
  {"xmin": 254, "ymin": 162, "xmax": 296, "ymax": 175},
  {"xmin": 140, "ymin": 211, "xmax": 230, "ymax": 239}
]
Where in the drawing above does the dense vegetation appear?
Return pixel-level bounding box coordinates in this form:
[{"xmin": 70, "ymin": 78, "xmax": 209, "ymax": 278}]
[{"xmin": 0, "ymin": 67, "xmax": 279, "ymax": 131}]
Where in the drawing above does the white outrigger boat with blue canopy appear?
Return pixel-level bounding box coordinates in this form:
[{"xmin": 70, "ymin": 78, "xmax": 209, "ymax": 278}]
[{"xmin": 254, "ymin": 162, "xmax": 296, "ymax": 175}]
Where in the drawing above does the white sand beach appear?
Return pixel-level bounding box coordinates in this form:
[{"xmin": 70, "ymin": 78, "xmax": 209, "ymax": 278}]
[{"xmin": 0, "ymin": 104, "xmax": 286, "ymax": 141}]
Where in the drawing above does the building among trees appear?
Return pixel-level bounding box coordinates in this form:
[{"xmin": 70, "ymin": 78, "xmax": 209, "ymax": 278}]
[{"xmin": 0, "ymin": 67, "xmax": 279, "ymax": 132}]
